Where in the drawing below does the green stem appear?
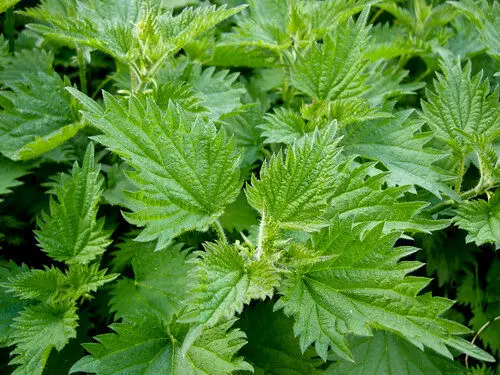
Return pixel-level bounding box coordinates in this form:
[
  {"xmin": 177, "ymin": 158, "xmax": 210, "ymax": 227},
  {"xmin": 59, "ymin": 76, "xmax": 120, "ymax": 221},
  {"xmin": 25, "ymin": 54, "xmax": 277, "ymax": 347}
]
[
  {"xmin": 455, "ymin": 156, "xmax": 465, "ymax": 193},
  {"xmin": 369, "ymin": 8, "xmax": 384, "ymax": 24},
  {"xmin": 213, "ymin": 220, "xmax": 228, "ymax": 245},
  {"xmin": 5, "ymin": 7, "xmax": 15, "ymax": 53},
  {"xmin": 426, "ymin": 199, "xmax": 455, "ymax": 215},
  {"xmin": 414, "ymin": 67, "xmax": 432, "ymax": 83},
  {"xmin": 255, "ymin": 209, "xmax": 267, "ymax": 260},
  {"xmin": 77, "ymin": 48, "xmax": 88, "ymax": 95}
]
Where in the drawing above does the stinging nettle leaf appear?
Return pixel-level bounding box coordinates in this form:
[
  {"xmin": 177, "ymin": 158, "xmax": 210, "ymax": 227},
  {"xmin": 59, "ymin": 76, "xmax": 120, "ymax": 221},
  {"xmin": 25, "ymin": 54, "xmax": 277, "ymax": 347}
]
[
  {"xmin": 326, "ymin": 330, "xmax": 467, "ymax": 375},
  {"xmin": 69, "ymin": 89, "xmax": 242, "ymax": 250},
  {"xmin": 326, "ymin": 161, "xmax": 451, "ymax": 235},
  {"xmin": 0, "ymin": 156, "xmax": 30, "ymax": 203},
  {"xmin": 10, "ymin": 302, "xmax": 78, "ymax": 375},
  {"xmin": 35, "ymin": 143, "xmax": 112, "ymax": 264},
  {"xmin": 246, "ymin": 124, "xmax": 342, "ymax": 232},
  {"xmin": 4, "ymin": 264, "xmax": 117, "ymax": 303},
  {"xmin": 111, "ymin": 243, "xmax": 193, "ymax": 322},
  {"xmin": 70, "ymin": 313, "xmax": 252, "ymax": 375},
  {"xmin": 453, "ymin": 190, "xmax": 500, "ymax": 250},
  {"xmin": 342, "ymin": 109, "xmax": 458, "ymax": 199},
  {"xmin": 181, "ymin": 241, "xmax": 279, "ymax": 327},
  {"xmin": 275, "ymin": 220, "xmax": 494, "ymax": 363},
  {"xmin": 0, "ymin": 71, "xmax": 83, "ymax": 161},
  {"xmin": 288, "ymin": 8, "xmax": 371, "ymax": 101},
  {"xmin": 420, "ymin": 59, "xmax": 500, "ymax": 154}
]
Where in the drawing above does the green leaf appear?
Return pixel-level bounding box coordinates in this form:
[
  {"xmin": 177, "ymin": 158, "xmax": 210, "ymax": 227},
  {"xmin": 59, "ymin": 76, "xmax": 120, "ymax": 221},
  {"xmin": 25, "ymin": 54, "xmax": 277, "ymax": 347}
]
[
  {"xmin": 326, "ymin": 330, "xmax": 467, "ymax": 375},
  {"xmin": 35, "ymin": 143, "xmax": 112, "ymax": 264},
  {"xmin": 453, "ymin": 190, "xmax": 500, "ymax": 249},
  {"xmin": 70, "ymin": 314, "xmax": 252, "ymax": 375},
  {"xmin": 156, "ymin": 61, "xmax": 245, "ymax": 121},
  {"xmin": 420, "ymin": 59, "xmax": 500, "ymax": 154},
  {"xmin": 0, "ymin": 261, "xmax": 29, "ymax": 347},
  {"xmin": 0, "ymin": 156, "xmax": 30, "ymax": 203},
  {"xmin": 288, "ymin": 8, "xmax": 370, "ymax": 100},
  {"xmin": 182, "ymin": 242, "xmax": 279, "ymax": 327},
  {"xmin": 70, "ymin": 90, "xmax": 242, "ymax": 250},
  {"xmin": 363, "ymin": 60, "xmax": 425, "ymax": 106},
  {"xmin": 326, "ymin": 161, "xmax": 451, "ymax": 235},
  {"xmin": 4, "ymin": 264, "xmax": 117, "ymax": 302},
  {"xmin": 24, "ymin": 2, "xmax": 245, "ymax": 72},
  {"xmin": 219, "ymin": 103, "xmax": 264, "ymax": 169},
  {"xmin": 101, "ymin": 163, "xmax": 137, "ymax": 210},
  {"xmin": 9, "ymin": 302, "xmax": 78, "ymax": 375},
  {"xmin": 0, "ymin": 0, "xmax": 20, "ymax": 14},
  {"xmin": 275, "ymin": 220, "xmax": 494, "ymax": 362},
  {"xmin": 0, "ymin": 71, "xmax": 83, "ymax": 161},
  {"xmin": 342, "ymin": 110, "xmax": 457, "ymax": 199},
  {"xmin": 259, "ymin": 107, "xmax": 311, "ymax": 145},
  {"xmin": 219, "ymin": 192, "xmax": 259, "ymax": 232},
  {"xmin": 237, "ymin": 302, "xmax": 323, "ymax": 375},
  {"xmin": 246, "ymin": 125, "xmax": 342, "ymax": 232},
  {"xmin": 449, "ymin": 0, "xmax": 500, "ymax": 60},
  {"xmin": 0, "ymin": 48, "xmax": 53, "ymax": 85},
  {"xmin": 110, "ymin": 243, "xmax": 193, "ymax": 322}
]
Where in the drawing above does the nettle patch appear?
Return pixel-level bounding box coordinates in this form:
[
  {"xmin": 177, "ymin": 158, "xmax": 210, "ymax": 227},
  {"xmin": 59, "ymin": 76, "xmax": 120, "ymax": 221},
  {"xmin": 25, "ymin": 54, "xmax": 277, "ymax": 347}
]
[{"xmin": 0, "ymin": 0, "xmax": 499, "ymax": 374}]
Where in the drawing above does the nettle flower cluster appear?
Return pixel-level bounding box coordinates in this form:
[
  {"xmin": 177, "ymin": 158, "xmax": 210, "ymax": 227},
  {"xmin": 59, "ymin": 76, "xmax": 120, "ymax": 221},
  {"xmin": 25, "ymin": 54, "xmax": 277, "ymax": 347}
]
[{"xmin": 0, "ymin": 0, "xmax": 498, "ymax": 374}]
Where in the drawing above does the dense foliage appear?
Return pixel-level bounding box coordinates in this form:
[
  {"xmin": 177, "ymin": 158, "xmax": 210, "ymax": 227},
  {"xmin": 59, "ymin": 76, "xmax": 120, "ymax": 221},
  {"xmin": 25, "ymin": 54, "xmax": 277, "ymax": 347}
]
[{"xmin": 0, "ymin": 0, "xmax": 499, "ymax": 374}]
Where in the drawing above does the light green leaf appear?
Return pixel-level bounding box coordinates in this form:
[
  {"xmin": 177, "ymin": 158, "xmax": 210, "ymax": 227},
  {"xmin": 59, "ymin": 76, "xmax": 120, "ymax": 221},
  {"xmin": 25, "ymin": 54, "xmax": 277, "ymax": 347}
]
[
  {"xmin": 70, "ymin": 90, "xmax": 242, "ymax": 250},
  {"xmin": 157, "ymin": 62, "xmax": 245, "ymax": 121},
  {"xmin": 276, "ymin": 220, "xmax": 494, "ymax": 362},
  {"xmin": 24, "ymin": 1, "xmax": 245, "ymax": 72},
  {"xmin": 454, "ymin": 190, "xmax": 500, "ymax": 249},
  {"xmin": 70, "ymin": 314, "xmax": 252, "ymax": 375},
  {"xmin": 35, "ymin": 143, "xmax": 112, "ymax": 264},
  {"xmin": 182, "ymin": 242, "xmax": 279, "ymax": 327},
  {"xmin": 288, "ymin": 8, "xmax": 370, "ymax": 100},
  {"xmin": 420, "ymin": 59, "xmax": 500, "ymax": 154},
  {"xmin": 10, "ymin": 302, "xmax": 78, "ymax": 375},
  {"xmin": 326, "ymin": 161, "xmax": 451, "ymax": 235},
  {"xmin": 0, "ymin": 0, "xmax": 19, "ymax": 14},
  {"xmin": 342, "ymin": 110, "xmax": 457, "ymax": 199},
  {"xmin": 326, "ymin": 330, "xmax": 467, "ymax": 375},
  {"xmin": 449, "ymin": 0, "xmax": 500, "ymax": 60},
  {"xmin": 4, "ymin": 264, "xmax": 117, "ymax": 302},
  {"xmin": 111, "ymin": 243, "xmax": 193, "ymax": 321},
  {"xmin": 246, "ymin": 125, "xmax": 342, "ymax": 232},
  {"xmin": 0, "ymin": 48, "xmax": 53, "ymax": 85},
  {"xmin": 0, "ymin": 71, "xmax": 83, "ymax": 161}
]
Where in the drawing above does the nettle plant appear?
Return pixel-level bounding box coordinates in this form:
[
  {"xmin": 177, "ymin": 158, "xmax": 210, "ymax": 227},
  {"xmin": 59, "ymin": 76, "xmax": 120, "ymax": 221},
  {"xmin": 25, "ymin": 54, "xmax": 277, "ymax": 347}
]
[{"xmin": 0, "ymin": 0, "xmax": 499, "ymax": 374}]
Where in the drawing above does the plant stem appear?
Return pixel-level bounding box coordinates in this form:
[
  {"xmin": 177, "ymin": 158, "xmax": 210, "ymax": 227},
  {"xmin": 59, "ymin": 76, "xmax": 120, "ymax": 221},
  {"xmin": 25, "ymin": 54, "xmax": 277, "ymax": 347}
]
[
  {"xmin": 465, "ymin": 316, "xmax": 500, "ymax": 368},
  {"xmin": 455, "ymin": 156, "xmax": 465, "ymax": 193},
  {"xmin": 213, "ymin": 220, "xmax": 228, "ymax": 245},
  {"xmin": 426, "ymin": 199, "xmax": 455, "ymax": 215},
  {"xmin": 77, "ymin": 48, "xmax": 88, "ymax": 94},
  {"xmin": 369, "ymin": 8, "xmax": 384, "ymax": 24},
  {"xmin": 5, "ymin": 7, "xmax": 15, "ymax": 53},
  {"xmin": 254, "ymin": 209, "xmax": 267, "ymax": 260}
]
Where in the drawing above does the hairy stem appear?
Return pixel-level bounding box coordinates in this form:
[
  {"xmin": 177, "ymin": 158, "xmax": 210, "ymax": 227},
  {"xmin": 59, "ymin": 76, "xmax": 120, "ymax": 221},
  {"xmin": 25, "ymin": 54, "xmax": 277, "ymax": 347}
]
[
  {"xmin": 77, "ymin": 48, "xmax": 88, "ymax": 95},
  {"xmin": 254, "ymin": 209, "xmax": 267, "ymax": 260},
  {"xmin": 455, "ymin": 156, "xmax": 465, "ymax": 193},
  {"xmin": 213, "ymin": 219, "xmax": 228, "ymax": 245},
  {"xmin": 426, "ymin": 199, "xmax": 456, "ymax": 215}
]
